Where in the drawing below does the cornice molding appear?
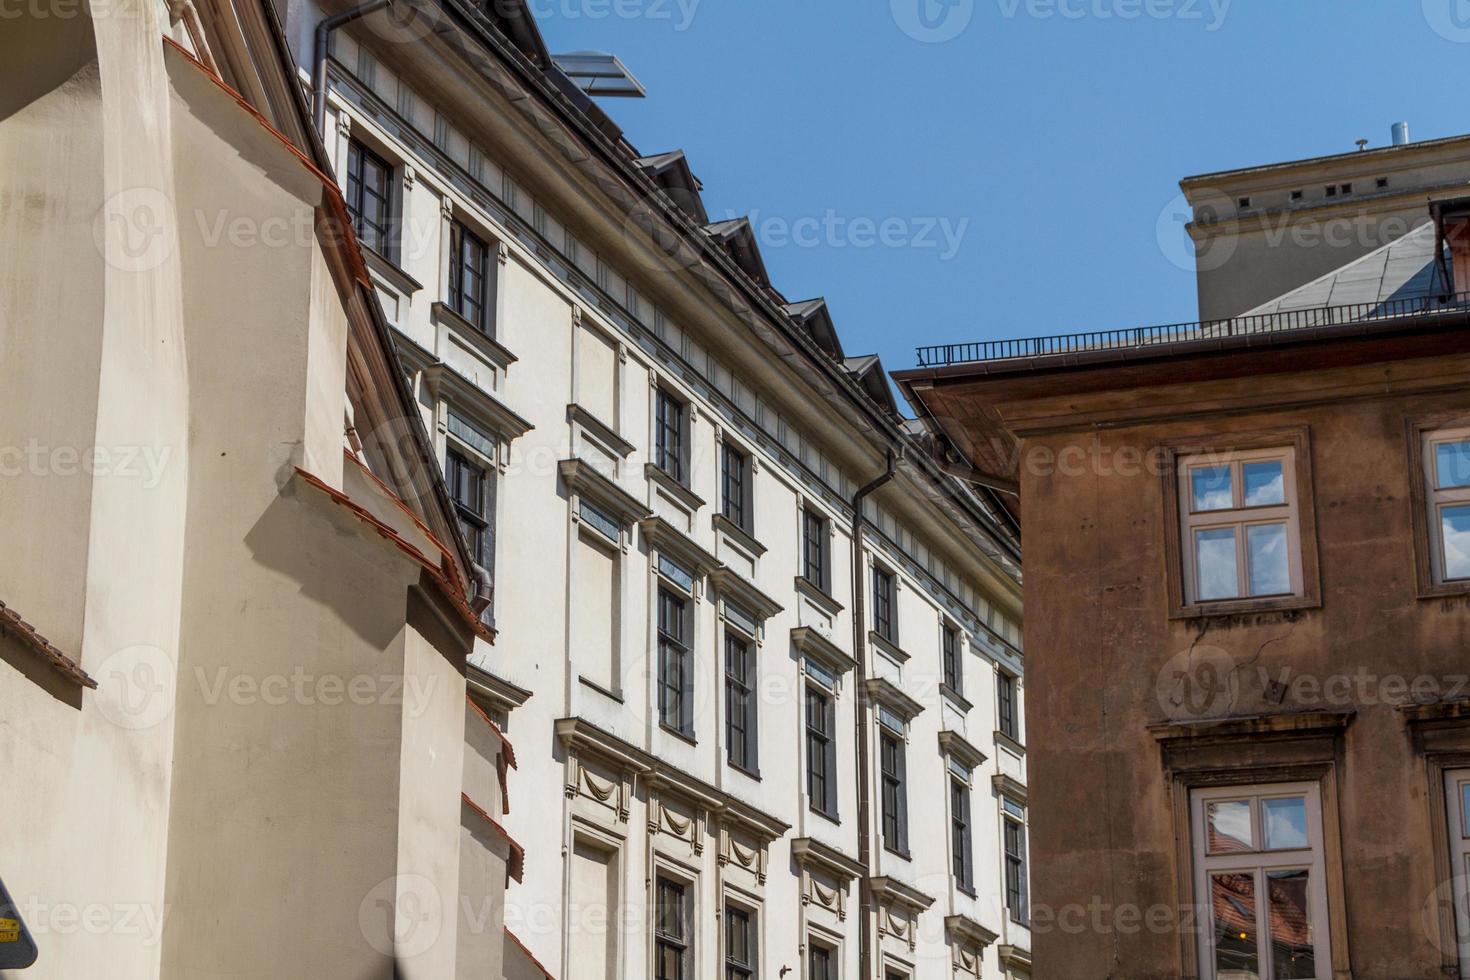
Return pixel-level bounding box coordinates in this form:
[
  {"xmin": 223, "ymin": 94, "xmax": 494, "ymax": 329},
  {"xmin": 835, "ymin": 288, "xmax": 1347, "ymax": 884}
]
[
  {"xmin": 558, "ymin": 459, "xmax": 651, "ymax": 526},
  {"xmin": 791, "ymin": 626, "xmax": 856, "ymax": 676}
]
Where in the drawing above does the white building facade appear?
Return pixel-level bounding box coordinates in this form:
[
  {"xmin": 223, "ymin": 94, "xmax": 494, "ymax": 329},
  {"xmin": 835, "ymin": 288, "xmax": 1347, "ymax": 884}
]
[{"xmin": 284, "ymin": 3, "xmax": 1031, "ymax": 976}]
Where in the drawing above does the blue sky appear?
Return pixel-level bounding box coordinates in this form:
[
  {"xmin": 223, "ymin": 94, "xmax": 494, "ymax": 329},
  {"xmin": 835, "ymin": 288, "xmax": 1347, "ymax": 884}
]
[{"xmin": 535, "ymin": 0, "xmax": 1470, "ymax": 389}]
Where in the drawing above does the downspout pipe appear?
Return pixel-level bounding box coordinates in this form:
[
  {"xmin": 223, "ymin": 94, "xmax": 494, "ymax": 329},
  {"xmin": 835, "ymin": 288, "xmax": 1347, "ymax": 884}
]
[
  {"xmin": 852, "ymin": 448, "xmax": 899, "ymax": 980},
  {"xmin": 313, "ymin": 0, "xmax": 391, "ymax": 138}
]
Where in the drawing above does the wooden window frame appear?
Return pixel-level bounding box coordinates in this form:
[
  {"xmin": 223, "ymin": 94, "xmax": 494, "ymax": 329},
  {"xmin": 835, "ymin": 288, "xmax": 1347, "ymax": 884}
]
[
  {"xmin": 1153, "ymin": 714, "xmax": 1352, "ymax": 980},
  {"xmin": 445, "ymin": 447, "xmax": 492, "ymax": 574},
  {"xmin": 807, "ymin": 937, "xmax": 837, "ymax": 980},
  {"xmin": 1403, "ymin": 704, "xmax": 1470, "ymax": 975},
  {"xmin": 950, "ymin": 774, "xmax": 975, "ymax": 895},
  {"xmin": 879, "ymin": 728, "xmax": 909, "ymax": 857},
  {"xmin": 871, "ymin": 565, "xmax": 897, "ymax": 644},
  {"xmin": 721, "ymin": 441, "xmax": 752, "ymax": 534},
  {"xmin": 654, "ymin": 387, "xmax": 688, "ymax": 486},
  {"xmin": 723, "ymin": 901, "xmax": 757, "ymax": 980},
  {"xmin": 1002, "ymin": 800, "xmax": 1029, "ymax": 924},
  {"xmin": 724, "ymin": 628, "xmax": 758, "ymax": 776},
  {"xmin": 1189, "ymin": 782, "xmax": 1333, "ymax": 979},
  {"xmin": 941, "ymin": 622, "xmax": 962, "ymax": 695},
  {"xmin": 654, "ymin": 873, "xmax": 692, "ymax": 980},
  {"xmin": 1161, "ymin": 428, "xmax": 1322, "ymax": 620},
  {"xmin": 448, "ymin": 219, "xmax": 491, "ymax": 334},
  {"xmin": 657, "ymin": 586, "xmax": 693, "ymax": 739},
  {"xmin": 997, "ymin": 670, "xmax": 1020, "ymax": 744},
  {"xmin": 1444, "ymin": 768, "xmax": 1470, "ymax": 979},
  {"xmin": 805, "ymin": 683, "xmax": 838, "ymax": 820},
  {"xmin": 1408, "ymin": 417, "xmax": 1470, "ymax": 597},
  {"xmin": 801, "ymin": 507, "xmax": 830, "ymax": 593},
  {"xmin": 345, "ymin": 137, "xmax": 394, "ymax": 257}
]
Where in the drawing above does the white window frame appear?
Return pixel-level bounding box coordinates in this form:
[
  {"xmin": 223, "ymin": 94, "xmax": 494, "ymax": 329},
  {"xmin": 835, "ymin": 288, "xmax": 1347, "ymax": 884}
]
[
  {"xmin": 1424, "ymin": 427, "xmax": 1470, "ymax": 585},
  {"xmin": 1190, "ymin": 782, "xmax": 1333, "ymax": 979},
  {"xmin": 1179, "ymin": 448, "xmax": 1303, "ymax": 604},
  {"xmin": 1445, "ymin": 768, "xmax": 1470, "ymax": 976}
]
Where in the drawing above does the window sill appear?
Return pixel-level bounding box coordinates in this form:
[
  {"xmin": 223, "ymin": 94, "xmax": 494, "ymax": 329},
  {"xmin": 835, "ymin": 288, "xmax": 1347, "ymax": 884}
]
[
  {"xmin": 362, "ymin": 244, "xmax": 423, "ymax": 295},
  {"xmin": 431, "ymin": 301, "xmax": 517, "ymax": 372},
  {"xmin": 578, "ymin": 676, "xmax": 623, "ymax": 703},
  {"xmin": 883, "ymin": 844, "xmax": 912, "ymax": 862},
  {"xmin": 809, "ymin": 804, "xmax": 841, "ymax": 825},
  {"xmin": 794, "ymin": 575, "xmax": 844, "ymax": 616},
  {"xmin": 712, "ymin": 512, "xmax": 767, "ymax": 557},
  {"xmin": 1417, "ymin": 579, "xmax": 1470, "ymax": 601},
  {"xmin": 868, "ymin": 630, "xmax": 910, "ymax": 665},
  {"xmin": 1170, "ymin": 592, "xmax": 1318, "ymax": 621},
  {"xmin": 727, "ymin": 760, "xmax": 762, "ymax": 782},
  {"xmin": 659, "ymin": 723, "xmax": 698, "ymax": 747},
  {"xmin": 940, "ymin": 683, "xmax": 974, "ymax": 714},
  {"xmin": 956, "ymin": 882, "xmax": 978, "ymax": 899},
  {"xmin": 645, "ymin": 463, "xmax": 706, "ymax": 512},
  {"xmin": 567, "ymin": 404, "xmax": 634, "ymax": 458},
  {"xmin": 994, "ymin": 729, "xmax": 1027, "ymax": 757}
]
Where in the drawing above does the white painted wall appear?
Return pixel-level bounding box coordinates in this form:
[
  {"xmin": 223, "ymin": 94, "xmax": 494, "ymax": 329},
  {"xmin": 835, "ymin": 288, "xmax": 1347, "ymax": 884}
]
[{"xmin": 302, "ymin": 13, "xmax": 1030, "ymax": 978}]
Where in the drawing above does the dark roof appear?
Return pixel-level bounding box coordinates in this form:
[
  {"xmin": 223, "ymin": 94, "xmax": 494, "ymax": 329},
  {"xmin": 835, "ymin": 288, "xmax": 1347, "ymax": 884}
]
[
  {"xmin": 478, "ymin": 0, "xmax": 550, "ymax": 67},
  {"xmin": 783, "ymin": 298, "xmax": 845, "ymax": 360},
  {"xmin": 704, "ymin": 217, "xmax": 770, "ymax": 286},
  {"xmin": 634, "ymin": 150, "xmax": 708, "ymax": 224},
  {"xmin": 843, "ymin": 354, "xmax": 898, "ymax": 415}
]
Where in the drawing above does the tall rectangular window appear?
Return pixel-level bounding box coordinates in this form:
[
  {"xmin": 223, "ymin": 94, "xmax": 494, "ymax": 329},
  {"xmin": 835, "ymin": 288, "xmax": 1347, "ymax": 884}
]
[
  {"xmin": 997, "ymin": 672, "xmax": 1019, "ymax": 742},
  {"xmin": 1425, "ymin": 429, "xmax": 1470, "ymax": 584},
  {"xmin": 951, "ymin": 777, "xmax": 974, "ymax": 893},
  {"xmin": 942, "ymin": 624, "xmax": 962, "ymax": 692},
  {"xmin": 1446, "ymin": 769, "xmax": 1470, "ymax": 980},
  {"xmin": 725, "ymin": 631, "xmax": 758, "ymax": 774},
  {"xmin": 1003, "ymin": 799, "xmax": 1029, "ymax": 924},
  {"xmin": 658, "ymin": 589, "xmax": 692, "ymax": 737},
  {"xmin": 807, "ymin": 941, "xmax": 835, "ymax": 980},
  {"xmin": 654, "ymin": 876, "xmax": 690, "ymax": 980},
  {"xmin": 723, "ymin": 905, "xmax": 755, "ymax": 980},
  {"xmin": 880, "ymin": 731, "xmax": 908, "ymax": 855},
  {"xmin": 721, "ymin": 443, "xmax": 751, "ymax": 532},
  {"xmin": 805, "ymin": 685, "xmax": 837, "ymax": 818},
  {"xmin": 654, "ymin": 389, "xmax": 686, "ymax": 484},
  {"xmin": 802, "ymin": 508, "xmax": 828, "ymax": 591},
  {"xmin": 446, "ymin": 449, "xmax": 492, "ymax": 572},
  {"xmin": 871, "ymin": 567, "xmax": 896, "ymax": 643},
  {"xmin": 1179, "ymin": 450, "xmax": 1301, "ymax": 603},
  {"xmin": 345, "ymin": 138, "xmax": 392, "ymax": 255},
  {"xmin": 448, "ymin": 220, "xmax": 490, "ymax": 333},
  {"xmin": 1190, "ymin": 784, "xmax": 1331, "ymax": 978}
]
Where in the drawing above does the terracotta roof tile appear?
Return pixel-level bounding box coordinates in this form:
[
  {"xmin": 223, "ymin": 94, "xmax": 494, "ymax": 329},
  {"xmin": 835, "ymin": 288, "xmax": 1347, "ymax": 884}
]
[
  {"xmin": 0, "ymin": 601, "xmax": 96, "ymax": 689},
  {"xmin": 462, "ymin": 792, "xmax": 524, "ymax": 883}
]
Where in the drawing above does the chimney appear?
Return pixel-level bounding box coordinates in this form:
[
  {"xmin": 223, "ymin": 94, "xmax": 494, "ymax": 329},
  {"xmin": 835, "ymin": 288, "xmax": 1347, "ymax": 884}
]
[{"xmin": 1392, "ymin": 122, "xmax": 1411, "ymax": 147}]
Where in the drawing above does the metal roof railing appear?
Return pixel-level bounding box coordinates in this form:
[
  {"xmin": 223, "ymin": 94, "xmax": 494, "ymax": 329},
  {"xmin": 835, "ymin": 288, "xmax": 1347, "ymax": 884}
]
[{"xmin": 915, "ymin": 291, "xmax": 1470, "ymax": 368}]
